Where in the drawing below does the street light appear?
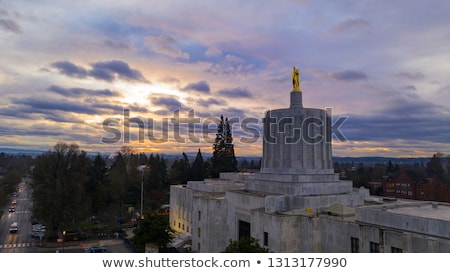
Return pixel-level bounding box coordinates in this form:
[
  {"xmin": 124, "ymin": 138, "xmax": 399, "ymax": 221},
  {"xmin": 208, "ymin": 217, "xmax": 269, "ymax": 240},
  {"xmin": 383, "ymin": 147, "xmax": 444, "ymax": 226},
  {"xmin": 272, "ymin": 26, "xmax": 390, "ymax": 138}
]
[
  {"xmin": 62, "ymin": 230, "xmax": 66, "ymax": 253},
  {"xmin": 137, "ymin": 165, "xmax": 147, "ymax": 220}
]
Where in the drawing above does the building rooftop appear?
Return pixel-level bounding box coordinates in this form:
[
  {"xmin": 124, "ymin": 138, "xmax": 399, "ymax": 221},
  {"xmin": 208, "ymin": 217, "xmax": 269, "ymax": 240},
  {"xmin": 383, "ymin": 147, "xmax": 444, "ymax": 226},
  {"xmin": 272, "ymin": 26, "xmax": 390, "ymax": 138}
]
[
  {"xmin": 356, "ymin": 200, "xmax": 450, "ymax": 239},
  {"xmin": 386, "ymin": 202, "xmax": 450, "ymax": 221}
]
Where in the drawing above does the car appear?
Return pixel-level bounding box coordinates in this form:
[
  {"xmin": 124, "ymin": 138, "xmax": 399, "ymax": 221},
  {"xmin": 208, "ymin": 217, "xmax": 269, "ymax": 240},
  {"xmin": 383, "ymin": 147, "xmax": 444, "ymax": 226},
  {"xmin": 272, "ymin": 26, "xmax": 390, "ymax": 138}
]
[
  {"xmin": 31, "ymin": 230, "xmax": 45, "ymax": 238},
  {"xmin": 12, "ymin": 192, "xmax": 17, "ymax": 197},
  {"xmin": 87, "ymin": 246, "xmax": 107, "ymax": 253},
  {"xmin": 8, "ymin": 207, "xmax": 15, "ymax": 212},
  {"xmin": 9, "ymin": 222, "xmax": 18, "ymax": 233},
  {"xmin": 11, "ymin": 200, "xmax": 17, "ymax": 205}
]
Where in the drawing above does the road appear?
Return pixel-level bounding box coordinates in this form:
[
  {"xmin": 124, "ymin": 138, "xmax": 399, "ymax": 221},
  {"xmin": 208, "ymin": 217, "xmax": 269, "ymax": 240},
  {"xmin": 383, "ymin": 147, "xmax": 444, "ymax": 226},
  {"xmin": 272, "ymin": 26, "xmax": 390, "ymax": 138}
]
[
  {"xmin": 0, "ymin": 178, "xmax": 33, "ymax": 253},
  {"xmin": 0, "ymin": 178, "xmax": 135, "ymax": 253}
]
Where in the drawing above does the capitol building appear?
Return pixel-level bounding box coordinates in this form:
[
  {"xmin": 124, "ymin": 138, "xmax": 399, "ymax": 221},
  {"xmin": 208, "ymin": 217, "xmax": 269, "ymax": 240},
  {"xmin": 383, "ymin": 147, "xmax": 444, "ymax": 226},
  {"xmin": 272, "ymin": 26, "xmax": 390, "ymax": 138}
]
[{"xmin": 170, "ymin": 69, "xmax": 450, "ymax": 253}]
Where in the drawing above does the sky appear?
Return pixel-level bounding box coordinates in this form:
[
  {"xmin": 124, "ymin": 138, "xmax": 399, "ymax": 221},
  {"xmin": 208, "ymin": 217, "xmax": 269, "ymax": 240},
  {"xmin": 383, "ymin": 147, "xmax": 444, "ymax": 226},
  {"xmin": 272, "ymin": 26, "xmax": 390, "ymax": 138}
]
[{"xmin": 0, "ymin": 0, "xmax": 450, "ymax": 158}]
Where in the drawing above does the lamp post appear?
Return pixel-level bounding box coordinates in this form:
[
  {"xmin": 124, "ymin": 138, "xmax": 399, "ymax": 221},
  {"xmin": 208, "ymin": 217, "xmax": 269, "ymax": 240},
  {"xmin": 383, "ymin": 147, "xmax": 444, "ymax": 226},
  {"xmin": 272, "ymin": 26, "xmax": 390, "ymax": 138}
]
[
  {"xmin": 137, "ymin": 165, "xmax": 147, "ymax": 220},
  {"xmin": 62, "ymin": 230, "xmax": 66, "ymax": 253}
]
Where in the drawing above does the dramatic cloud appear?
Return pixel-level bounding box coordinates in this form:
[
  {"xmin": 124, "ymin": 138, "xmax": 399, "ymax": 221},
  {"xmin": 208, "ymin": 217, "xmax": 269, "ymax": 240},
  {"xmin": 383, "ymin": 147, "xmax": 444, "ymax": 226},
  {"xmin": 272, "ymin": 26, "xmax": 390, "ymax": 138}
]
[
  {"xmin": 51, "ymin": 60, "xmax": 148, "ymax": 82},
  {"xmin": 217, "ymin": 87, "xmax": 253, "ymax": 98},
  {"xmin": 1, "ymin": 1, "xmax": 450, "ymax": 157},
  {"xmin": 145, "ymin": 34, "xmax": 189, "ymax": 59},
  {"xmin": 151, "ymin": 96, "xmax": 183, "ymax": 112},
  {"xmin": 90, "ymin": 60, "xmax": 148, "ymax": 82},
  {"xmin": 332, "ymin": 70, "xmax": 368, "ymax": 82},
  {"xmin": 11, "ymin": 97, "xmax": 100, "ymax": 115},
  {"xmin": 0, "ymin": 18, "xmax": 21, "ymax": 33},
  {"xmin": 182, "ymin": 81, "xmax": 210, "ymax": 93},
  {"xmin": 393, "ymin": 72, "xmax": 426, "ymax": 80},
  {"xmin": 103, "ymin": 39, "xmax": 130, "ymax": 50},
  {"xmin": 51, "ymin": 61, "xmax": 88, "ymax": 78},
  {"xmin": 48, "ymin": 85, "xmax": 121, "ymax": 98},
  {"xmin": 197, "ymin": 98, "xmax": 224, "ymax": 108}
]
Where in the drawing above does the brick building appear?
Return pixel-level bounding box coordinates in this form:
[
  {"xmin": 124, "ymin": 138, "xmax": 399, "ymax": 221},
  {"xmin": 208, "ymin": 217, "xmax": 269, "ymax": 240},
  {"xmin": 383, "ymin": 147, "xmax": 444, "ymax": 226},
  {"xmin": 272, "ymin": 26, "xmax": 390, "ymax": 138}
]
[{"xmin": 382, "ymin": 170, "xmax": 450, "ymax": 202}]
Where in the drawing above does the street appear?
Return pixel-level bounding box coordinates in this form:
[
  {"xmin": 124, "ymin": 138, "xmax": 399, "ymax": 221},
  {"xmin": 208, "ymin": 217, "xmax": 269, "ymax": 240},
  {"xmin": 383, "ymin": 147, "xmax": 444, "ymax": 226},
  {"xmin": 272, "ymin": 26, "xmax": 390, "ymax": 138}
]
[{"xmin": 0, "ymin": 178, "xmax": 135, "ymax": 253}]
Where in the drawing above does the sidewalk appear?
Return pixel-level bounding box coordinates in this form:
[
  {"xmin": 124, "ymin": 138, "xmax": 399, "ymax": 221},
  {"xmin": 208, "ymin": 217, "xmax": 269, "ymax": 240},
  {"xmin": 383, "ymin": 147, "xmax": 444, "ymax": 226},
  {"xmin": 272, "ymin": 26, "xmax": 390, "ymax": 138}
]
[{"xmin": 33, "ymin": 238, "xmax": 135, "ymax": 253}]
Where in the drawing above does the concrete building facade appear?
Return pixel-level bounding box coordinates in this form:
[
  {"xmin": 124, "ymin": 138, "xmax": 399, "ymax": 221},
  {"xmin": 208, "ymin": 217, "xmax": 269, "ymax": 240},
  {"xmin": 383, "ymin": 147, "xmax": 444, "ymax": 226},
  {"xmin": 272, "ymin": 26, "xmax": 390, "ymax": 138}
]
[{"xmin": 170, "ymin": 84, "xmax": 450, "ymax": 253}]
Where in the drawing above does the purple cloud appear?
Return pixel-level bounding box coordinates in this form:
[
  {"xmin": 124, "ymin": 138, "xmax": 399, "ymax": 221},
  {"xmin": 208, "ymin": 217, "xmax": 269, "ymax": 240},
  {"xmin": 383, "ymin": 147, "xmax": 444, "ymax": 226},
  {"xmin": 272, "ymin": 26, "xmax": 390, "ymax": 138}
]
[
  {"xmin": 51, "ymin": 61, "xmax": 88, "ymax": 78},
  {"xmin": 217, "ymin": 87, "xmax": 253, "ymax": 98},
  {"xmin": 51, "ymin": 60, "xmax": 148, "ymax": 82},
  {"xmin": 0, "ymin": 18, "xmax": 21, "ymax": 33},
  {"xmin": 182, "ymin": 81, "xmax": 211, "ymax": 93},
  {"xmin": 48, "ymin": 85, "xmax": 121, "ymax": 98},
  {"xmin": 332, "ymin": 70, "xmax": 368, "ymax": 81}
]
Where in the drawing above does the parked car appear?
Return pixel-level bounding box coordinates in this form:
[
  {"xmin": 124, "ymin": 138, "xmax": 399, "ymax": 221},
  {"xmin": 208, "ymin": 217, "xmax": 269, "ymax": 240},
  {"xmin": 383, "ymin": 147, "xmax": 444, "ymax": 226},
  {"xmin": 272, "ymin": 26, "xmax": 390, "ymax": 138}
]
[
  {"xmin": 11, "ymin": 200, "xmax": 17, "ymax": 205},
  {"xmin": 87, "ymin": 246, "xmax": 107, "ymax": 253},
  {"xmin": 8, "ymin": 207, "xmax": 15, "ymax": 212}
]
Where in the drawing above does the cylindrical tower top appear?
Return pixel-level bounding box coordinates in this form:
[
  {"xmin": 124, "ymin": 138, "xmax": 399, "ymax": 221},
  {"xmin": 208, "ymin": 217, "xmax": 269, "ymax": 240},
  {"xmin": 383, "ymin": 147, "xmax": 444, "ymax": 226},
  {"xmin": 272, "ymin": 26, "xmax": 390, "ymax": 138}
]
[{"xmin": 290, "ymin": 90, "xmax": 303, "ymax": 108}]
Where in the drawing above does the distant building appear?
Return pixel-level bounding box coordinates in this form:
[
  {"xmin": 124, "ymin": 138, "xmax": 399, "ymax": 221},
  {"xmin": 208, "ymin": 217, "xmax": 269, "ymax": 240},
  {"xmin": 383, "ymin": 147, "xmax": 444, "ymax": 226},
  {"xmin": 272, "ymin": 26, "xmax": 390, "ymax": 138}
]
[
  {"xmin": 170, "ymin": 77, "xmax": 450, "ymax": 252},
  {"xmin": 382, "ymin": 170, "xmax": 450, "ymax": 202}
]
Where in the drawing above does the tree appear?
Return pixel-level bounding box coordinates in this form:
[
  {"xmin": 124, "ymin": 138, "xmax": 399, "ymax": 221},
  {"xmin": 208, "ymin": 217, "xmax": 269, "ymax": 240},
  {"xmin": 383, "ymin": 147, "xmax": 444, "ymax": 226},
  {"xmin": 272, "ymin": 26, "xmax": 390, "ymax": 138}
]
[
  {"xmin": 223, "ymin": 237, "xmax": 269, "ymax": 253},
  {"xmin": 211, "ymin": 115, "xmax": 237, "ymax": 177},
  {"xmin": 109, "ymin": 152, "xmax": 128, "ymax": 213},
  {"xmin": 88, "ymin": 154, "xmax": 109, "ymax": 214},
  {"xmin": 191, "ymin": 149, "xmax": 205, "ymax": 181},
  {"xmin": 168, "ymin": 152, "xmax": 191, "ymax": 184},
  {"xmin": 131, "ymin": 214, "xmax": 173, "ymax": 252},
  {"xmin": 1, "ymin": 169, "xmax": 22, "ymax": 194},
  {"xmin": 427, "ymin": 153, "xmax": 444, "ymax": 177},
  {"xmin": 31, "ymin": 142, "xmax": 91, "ymax": 238}
]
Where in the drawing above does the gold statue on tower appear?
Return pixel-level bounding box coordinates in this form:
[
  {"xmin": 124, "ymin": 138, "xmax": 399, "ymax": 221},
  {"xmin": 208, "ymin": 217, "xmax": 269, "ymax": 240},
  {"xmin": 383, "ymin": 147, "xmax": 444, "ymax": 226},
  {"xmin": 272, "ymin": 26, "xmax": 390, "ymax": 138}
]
[{"xmin": 292, "ymin": 66, "xmax": 301, "ymax": 91}]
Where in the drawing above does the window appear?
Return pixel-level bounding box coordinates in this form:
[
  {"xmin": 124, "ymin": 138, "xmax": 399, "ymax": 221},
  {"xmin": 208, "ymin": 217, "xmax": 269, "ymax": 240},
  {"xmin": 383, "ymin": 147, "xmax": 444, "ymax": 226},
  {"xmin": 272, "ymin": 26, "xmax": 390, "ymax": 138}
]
[
  {"xmin": 198, "ymin": 211, "xmax": 201, "ymax": 221},
  {"xmin": 370, "ymin": 242, "xmax": 380, "ymax": 253},
  {"xmin": 351, "ymin": 237, "xmax": 359, "ymax": 253},
  {"xmin": 178, "ymin": 222, "xmax": 181, "ymax": 229},
  {"xmin": 263, "ymin": 232, "xmax": 269, "ymax": 247},
  {"xmin": 391, "ymin": 247, "xmax": 403, "ymax": 253},
  {"xmin": 197, "ymin": 227, "xmax": 201, "ymax": 238},
  {"xmin": 182, "ymin": 224, "xmax": 185, "ymax": 230},
  {"xmin": 238, "ymin": 220, "xmax": 251, "ymax": 239}
]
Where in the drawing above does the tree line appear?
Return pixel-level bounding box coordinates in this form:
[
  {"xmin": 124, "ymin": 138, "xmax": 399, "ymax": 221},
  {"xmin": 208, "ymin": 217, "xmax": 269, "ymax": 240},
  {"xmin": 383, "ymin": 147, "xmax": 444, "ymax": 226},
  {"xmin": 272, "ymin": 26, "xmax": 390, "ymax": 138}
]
[
  {"xmin": 26, "ymin": 115, "xmax": 244, "ymax": 239},
  {"xmin": 335, "ymin": 152, "xmax": 450, "ymax": 195}
]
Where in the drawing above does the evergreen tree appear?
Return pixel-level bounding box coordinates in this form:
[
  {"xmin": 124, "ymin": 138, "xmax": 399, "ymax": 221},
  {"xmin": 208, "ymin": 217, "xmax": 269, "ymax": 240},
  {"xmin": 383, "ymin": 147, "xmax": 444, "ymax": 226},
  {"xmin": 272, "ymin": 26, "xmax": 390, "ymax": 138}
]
[
  {"xmin": 88, "ymin": 154, "xmax": 109, "ymax": 214},
  {"xmin": 148, "ymin": 154, "xmax": 169, "ymax": 190},
  {"xmin": 211, "ymin": 115, "xmax": 237, "ymax": 177},
  {"xmin": 191, "ymin": 149, "xmax": 205, "ymax": 181},
  {"xmin": 109, "ymin": 152, "xmax": 128, "ymax": 213},
  {"xmin": 427, "ymin": 153, "xmax": 444, "ymax": 177},
  {"xmin": 168, "ymin": 152, "xmax": 191, "ymax": 184}
]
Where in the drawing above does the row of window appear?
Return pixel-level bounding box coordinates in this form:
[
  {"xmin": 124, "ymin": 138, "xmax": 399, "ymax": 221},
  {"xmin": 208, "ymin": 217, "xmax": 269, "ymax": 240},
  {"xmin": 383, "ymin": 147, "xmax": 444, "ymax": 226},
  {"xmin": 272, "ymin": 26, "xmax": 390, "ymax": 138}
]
[
  {"xmin": 385, "ymin": 189, "xmax": 413, "ymax": 196},
  {"xmin": 351, "ymin": 237, "xmax": 402, "ymax": 253},
  {"xmin": 174, "ymin": 221, "xmax": 190, "ymax": 233}
]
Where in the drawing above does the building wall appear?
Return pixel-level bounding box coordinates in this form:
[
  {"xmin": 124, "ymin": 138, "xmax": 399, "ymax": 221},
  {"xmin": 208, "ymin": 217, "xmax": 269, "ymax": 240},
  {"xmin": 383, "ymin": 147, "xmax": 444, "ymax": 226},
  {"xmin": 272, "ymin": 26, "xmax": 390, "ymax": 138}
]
[
  {"xmin": 225, "ymin": 190, "xmax": 267, "ymax": 242},
  {"xmin": 171, "ymin": 183, "xmax": 450, "ymax": 253},
  {"xmin": 169, "ymin": 185, "xmax": 193, "ymax": 234},
  {"xmin": 192, "ymin": 196, "xmax": 228, "ymax": 253}
]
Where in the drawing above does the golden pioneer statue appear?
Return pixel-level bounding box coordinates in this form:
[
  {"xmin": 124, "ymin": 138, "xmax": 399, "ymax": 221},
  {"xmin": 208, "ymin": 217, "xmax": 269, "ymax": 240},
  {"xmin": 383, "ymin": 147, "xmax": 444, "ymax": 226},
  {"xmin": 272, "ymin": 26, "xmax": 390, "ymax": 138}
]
[{"xmin": 292, "ymin": 66, "xmax": 301, "ymax": 91}]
